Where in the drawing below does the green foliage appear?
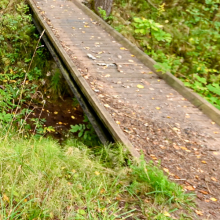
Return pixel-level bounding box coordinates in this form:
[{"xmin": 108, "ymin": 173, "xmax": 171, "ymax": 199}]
[
  {"xmin": 133, "ymin": 17, "xmax": 172, "ymax": 43},
  {"xmin": 184, "ymin": 74, "xmax": 220, "ymax": 110},
  {"xmin": 0, "ymin": 0, "xmax": 55, "ymax": 133},
  {"xmin": 111, "ymin": 0, "xmax": 220, "ymax": 110},
  {"xmin": 69, "ymin": 116, "xmax": 99, "ymax": 145},
  {"xmin": 130, "ymin": 155, "xmax": 193, "ymax": 204},
  {"xmin": 97, "ymin": 7, "xmax": 113, "ymax": 21},
  {"xmin": 50, "ymin": 68, "xmax": 63, "ymax": 98},
  {"xmin": 98, "ymin": 7, "xmax": 108, "ymax": 20}
]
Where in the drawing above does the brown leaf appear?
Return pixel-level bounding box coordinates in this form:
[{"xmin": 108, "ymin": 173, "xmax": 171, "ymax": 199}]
[
  {"xmin": 150, "ymin": 154, "xmax": 157, "ymax": 160},
  {"xmin": 100, "ymin": 188, "xmax": 105, "ymax": 194},
  {"xmin": 199, "ymin": 190, "xmax": 209, "ymax": 195},
  {"xmin": 184, "ymin": 185, "xmax": 195, "ymax": 191}
]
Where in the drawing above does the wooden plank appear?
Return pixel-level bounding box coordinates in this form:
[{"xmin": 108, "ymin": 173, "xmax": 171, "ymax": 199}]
[{"xmin": 27, "ymin": 0, "xmax": 140, "ymax": 158}]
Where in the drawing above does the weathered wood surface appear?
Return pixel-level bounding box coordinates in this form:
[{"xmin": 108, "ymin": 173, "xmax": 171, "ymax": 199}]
[{"xmin": 28, "ymin": 0, "xmax": 220, "ymax": 159}]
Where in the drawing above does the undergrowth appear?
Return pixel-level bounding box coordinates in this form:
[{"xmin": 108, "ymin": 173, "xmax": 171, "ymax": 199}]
[{"xmin": 107, "ymin": 0, "xmax": 220, "ymax": 110}]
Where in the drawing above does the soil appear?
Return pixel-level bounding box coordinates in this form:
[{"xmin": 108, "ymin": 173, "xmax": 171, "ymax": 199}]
[{"xmin": 26, "ymin": 96, "xmax": 85, "ymax": 143}]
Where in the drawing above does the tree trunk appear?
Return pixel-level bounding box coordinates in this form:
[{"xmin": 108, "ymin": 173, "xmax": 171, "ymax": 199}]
[{"xmin": 94, "ymin": 0, "xmax": 113, "ymax": 17}]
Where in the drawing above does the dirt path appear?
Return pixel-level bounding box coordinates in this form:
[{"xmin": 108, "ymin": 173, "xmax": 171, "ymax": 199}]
[{"xmin": 32, "ymin": 0, "xmax": 220, "ymax": 218}]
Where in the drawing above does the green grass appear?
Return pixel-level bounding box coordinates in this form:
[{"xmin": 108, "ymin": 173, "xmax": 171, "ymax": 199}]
[{"xmin": 0, "ymin": 128, "xmax": 195, "ymax": 219}]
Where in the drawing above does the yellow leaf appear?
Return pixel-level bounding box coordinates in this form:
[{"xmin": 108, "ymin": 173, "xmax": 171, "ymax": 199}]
[
  {"xmin": 128, "ymin": 59, "xmax": 134, "ymax": 62},
  {"xmin": 95, "ymin": 171, "xmax": 100, "ymax": 176},
  {"xmin": 116, "ymin": 121, "xmax": 120, "ymax": 125},
  {"xmin": 137, "ymin": 84, "xmax": 144, "ymax": 89},
  {"xmin": 180, "ymin": 147, "xmax": 191, "ymax": 152},
  {"xmin": 156, "ymin": 107, "xmax": 160, "ymax": 110},
  {"xmin": 163, "ymin": 211, "xmax": 170, "ymax": 217},
  {"xmin": 54, "ymin": 111, "xmax": 58, "ymax": 114},
  {"xmin": 195, "ymin": 210, "xmax": 203, "ymax": 216},
  {"xmin": 120, "ymin": 47, "xmax": 127, "ymax": 50},
  {"xmin": 163, "ymin": 168, "xmax": 169, "ymax": 173},
  {"xmin": 104, "ymin": 104, "xmax": 110, "ymax": 108},
  {"xmin": 9, "ymin": 80, "xmax": 16, "ymax": 83},
  {"xmin": 211, "ymin": 177, "xmax": 217, "ymax": 182},
  {"xmin": 71, "ymin": 116, "xmax": 75, "ymax": 119},
  {"xmin": 201, "ymin": 161, "xmax": 207, "ymax": 164},
  {"xmin": 3, "ymin": 194, "xmax": 9, "ymax": 202},
  {"xmin": 58, "ymin": 122, "xmax": 62, "ymax": 124},
  {"xmin": 210, "ymin": 198, "xmax": 217, "ymax": 202}
]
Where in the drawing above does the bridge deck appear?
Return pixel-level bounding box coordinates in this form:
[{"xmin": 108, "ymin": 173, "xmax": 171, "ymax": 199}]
[{"xmin": 29, "ymin": 0, "xmax": 220, "ymax": 216}]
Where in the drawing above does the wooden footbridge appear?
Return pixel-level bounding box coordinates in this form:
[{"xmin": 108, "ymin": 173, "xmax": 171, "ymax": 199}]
[
  {"xmin": 28, "ymin": 0, "xmax": 220, "ymax": 158},
  {"xmin": 27, "ymin": 0, "xmax": 220, "ymax": 216}
]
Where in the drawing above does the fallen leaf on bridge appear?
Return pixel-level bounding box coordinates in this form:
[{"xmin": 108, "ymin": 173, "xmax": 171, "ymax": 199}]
[
  {"xmin": 195, "ymin": 210, "xmax": 203, "ymax": 216},
  {"xmin": 104, "ymin": 104, "xmax": 110, "ymax": 108},
  {"xmin": 184, "ymin": 185, "xmax": 195, "ymax": 191},
  {"xmin": 137, "ymin": 84, "xmax": 144, "ymax": 89},
  {"xmin": 199, "ymin": 190, "xmax": 209, "ymax": 195},
  {"xmin": 211, "ymin": 177, "xmax": 217, "ymax": 182}
]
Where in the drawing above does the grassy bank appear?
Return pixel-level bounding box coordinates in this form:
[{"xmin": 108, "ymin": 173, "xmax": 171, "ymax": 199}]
[{"xmin": 0, "ymin": 130, "xmax": 194, "ymax": 219}]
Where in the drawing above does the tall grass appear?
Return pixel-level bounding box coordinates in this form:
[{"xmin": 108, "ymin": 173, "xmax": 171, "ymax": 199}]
[{"xmin": 0, "ymin": 130, "xmax": 194, "ymax": 219}]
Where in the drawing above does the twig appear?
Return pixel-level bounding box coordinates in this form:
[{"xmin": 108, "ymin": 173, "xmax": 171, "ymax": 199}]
[
  {"xmin": 205, "ymin": 180, "xmax": 212, "ymax": 194},
  {"xmin": 166, "ymin": 123, "xmax": 184, "ymax": 142},
  {"xmin": 33, "ymin": 100, "xmax": 46, "ymax": 134},
  {"xmin": 170, "ymin": 178, "xmax": 186, "ymax": 181}
]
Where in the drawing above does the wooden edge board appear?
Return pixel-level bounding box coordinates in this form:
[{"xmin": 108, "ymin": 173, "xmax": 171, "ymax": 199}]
[
  {"xmin": 27, "ymin": 0, "xmax": 140, "ymax": 158},
  {"xmin": 74, "ymin": 0, "xmax": 220, "ymax": 127}
]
